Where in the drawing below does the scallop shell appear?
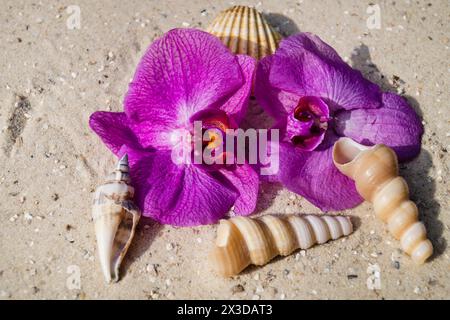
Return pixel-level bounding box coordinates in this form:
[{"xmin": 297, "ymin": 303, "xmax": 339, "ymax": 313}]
[
  {"xmin": 332, "ymin": 137, "xmax": 433, "ymax": 264},
  {"xmin": 92, "ymin": 155, "xmax": 141, "ymax": 283},
  {"xmin": 206, "ymin": 5, "xmax": 282, "ymax": 60},
  {"xmin": 209, "ymin": 214, "xmax": 353, "ymax": 276}
]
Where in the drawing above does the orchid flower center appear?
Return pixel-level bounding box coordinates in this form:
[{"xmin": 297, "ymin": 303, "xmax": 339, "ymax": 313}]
[
  {"xmin": 286, "ymin": 96, "xmax": 330, "ymax": 151},
  {"xmin": 202, "ymin": 119, "xmax": 228, "ymax": 150},
  {"xmin": 188, "ymin": 109, "xmax": 232, "ymax": 166}
]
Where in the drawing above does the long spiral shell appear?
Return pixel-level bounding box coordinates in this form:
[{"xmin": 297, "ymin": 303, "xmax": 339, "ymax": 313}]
[
  {"xmin": 206, "ymin": 5, "xmax": 282, "ymax": 60},
  {"xmin": 332, "ymin": 137, "xmax": 433, "ymax": 264},
  {"xmin": 209, "ymin": 214, "xmax": 353, "ymax": 276},
  {"xmin": 92, "ymin": 155, "xmax": 141, "ymax": 283}
]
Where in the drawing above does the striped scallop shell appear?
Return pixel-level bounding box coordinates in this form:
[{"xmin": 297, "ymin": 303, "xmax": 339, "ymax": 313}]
[{"xmin": 206, "ymin": 5, "xmax": 282, "ymax": 60}]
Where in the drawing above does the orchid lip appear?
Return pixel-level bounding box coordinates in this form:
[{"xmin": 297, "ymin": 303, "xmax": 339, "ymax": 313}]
[
  {"xmin": 286, "ymin": 96, "xmax": 330, "ymax": 151},
  {"xmin": 187, "ymin": 108, "xmax": 232, "ymax": 167}
]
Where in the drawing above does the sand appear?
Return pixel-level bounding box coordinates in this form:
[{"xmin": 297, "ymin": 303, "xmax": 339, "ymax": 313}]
[{"xmin": 0, "ymin": 0, "xmax": 449, "ymax": 300}]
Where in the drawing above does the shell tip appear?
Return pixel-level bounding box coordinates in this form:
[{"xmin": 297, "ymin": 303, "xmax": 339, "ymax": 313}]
[{"xmin": 118, "ymin": 154, "xmax": 128, "ymax": 167}]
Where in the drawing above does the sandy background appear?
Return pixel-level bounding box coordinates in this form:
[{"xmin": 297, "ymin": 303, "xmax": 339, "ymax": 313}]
[{"xmin": 0, "ymin": 0, "xmax": 449, "ymax": 300}]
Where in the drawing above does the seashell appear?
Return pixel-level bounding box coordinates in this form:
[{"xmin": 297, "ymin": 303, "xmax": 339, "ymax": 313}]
[
  {"xmin": 206, "ymin": 5, "xmax": 282, "ymax": 60},
  {"xmin": 332, "ymin": 137, "xmax": 433, "ymax": 264},
  {"xmin": 92, "ymin": 154, "xmax": 141, "ymax": 283},
  {"xmin": 209, "ymin": 214, "xmax": 353, "ymax": 276}
]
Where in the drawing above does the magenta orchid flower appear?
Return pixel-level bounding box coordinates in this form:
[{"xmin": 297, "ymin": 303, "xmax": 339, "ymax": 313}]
[
  {"xmin": 89, "ymin": 29, "xmax": 258, "ymax": 226},
  {"xmin": 255, "ymin": 32, "xmax": 423, "ymax": 211}
]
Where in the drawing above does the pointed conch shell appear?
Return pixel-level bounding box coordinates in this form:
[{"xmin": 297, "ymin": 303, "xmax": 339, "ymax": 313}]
[
  {"xmin": 206, "ymin": 5, "xmax": 282, "ymax": 60},
  {"xmin": 92, "ymin": 155, "xmax": 141, "ymax": 283},
  {"xmin": 332, "ymin": 137, "xmax": 433, "ymax": 264},
  {"xmin": 209, "ymin": 214, "xmax": 353, "ymax": 276}
]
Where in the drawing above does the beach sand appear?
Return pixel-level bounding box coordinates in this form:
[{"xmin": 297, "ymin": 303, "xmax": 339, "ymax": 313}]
[{"xmin": 0, "ymin": 0, "xmax": 449, "ymax": 299}]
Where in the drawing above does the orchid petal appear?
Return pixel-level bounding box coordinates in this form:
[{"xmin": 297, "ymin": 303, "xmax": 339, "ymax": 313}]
[
  {"xmin": 125, "ymin": 147, "xmax": 239, "ymax": 226},
  {"xmin": 277, "ymin": 140, "xmax": 363, "ymax": 211},
  {"xmin": 270, "ymin": 33, "xmax": 381, "ymax": 112},
  {"xmin": 219, "ymin": 163, "xmax": 259, "ymax": 215},
  {"xmin": 125, "ymin": 29, "xmax": 244, "ymax": 149},
  {"xmin": 334, "ymin": 92, "xmax": 423, "ymax": 161},
  {"xmin": 255, "ymin": 55, "xmax": 300, "ymax": 121},
  {"xmin": 89, "ymin": 111, "xmax": 140, "ymax": 155},
  {"xmin": 219, "ymin": 54, "xmax": 256, "ymax": 124}
]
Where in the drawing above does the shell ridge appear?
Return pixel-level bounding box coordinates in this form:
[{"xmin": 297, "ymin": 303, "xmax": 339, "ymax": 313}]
[
  {"xmin": 210, "ymin": 214, "xmax": 353, "ymax": 276},
  {"xmin": 206, "ymin": 5, "xmax": 281, "ymax": 60}
]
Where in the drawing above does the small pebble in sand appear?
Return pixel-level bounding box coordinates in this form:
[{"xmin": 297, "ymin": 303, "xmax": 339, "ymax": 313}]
[
  {"xmin": 252, "ymin": 294, "xmax": 260, "ymax": 300},
  {"xmin": 146, "ymin": 263, "xmax": 159, "ymax": 276},
  {"xmin": 231, "ymin": 284, "xmax": 245, "ymax": 294},
  {"xmin": 253, "ymin": 273, "xmax": 260, "ymax": 281},
  {"xmin": 182, "ymin": 22, "xmax": 190, "ymax": 27},
  {"xmin": 24, "ymin": 212, "xmax": 33, "ymax": 221},
  {"xmin": 414, "ymin": 286, "xmax": 421, "ymax": 294},
  {"xmin": 149, "ymin": 290, "xmax": 159, "ymax": 299},
  {"xmin": 166, "ymin": 243, "xmax": 174, "ymax": 251},
  {"xmin": 255, "ymin": 285, "xmax": 264, "ymax": 293},
  {"xmin": 9, "ymin": 214, "xmax": 19, "ymax": 222}
]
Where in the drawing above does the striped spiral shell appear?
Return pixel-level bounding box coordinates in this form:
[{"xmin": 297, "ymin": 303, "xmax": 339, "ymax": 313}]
[
  {"xmin": 206, "ymin": 5, "xmax": 282, "ymax": 60},
  {"xmin": 332, "ymin": 137, "xmax": 433, "ymax": 264},
  {"xmin": 209, "ymin": 214, "xmax": 353, "ymax": 276},
  {"xmin": 92, "ymin": 155, "xmax": 141, "ymax": 283}
]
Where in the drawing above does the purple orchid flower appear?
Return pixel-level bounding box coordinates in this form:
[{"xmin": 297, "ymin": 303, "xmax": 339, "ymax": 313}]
[
  {"xmin": 89, "ymin": 29, "xmax": 258, "ymax": 226},
  {"xmin": 255, "ymin": 32, "xmax": 423, "ymax": 211}
]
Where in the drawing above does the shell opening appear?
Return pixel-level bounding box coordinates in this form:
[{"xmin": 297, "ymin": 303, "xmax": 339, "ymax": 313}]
[{"xmin": 332, "ymin": 137, "xmax": 370, "ymax": 166}]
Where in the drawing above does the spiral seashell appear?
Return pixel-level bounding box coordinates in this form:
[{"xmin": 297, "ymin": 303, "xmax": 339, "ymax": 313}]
[
  {"xmin": 92, "ymin": 154, "xmax": 141, "ymax": 283},
  {"xmin": 332, "ymin": 137, "xmax": 433, "ymax": 264},
  {"xmin": 206, "ymin": 5, "xmax": 282, "ymax": 60},
  {"xmin": 209, "ymin": 214, "xmax": 353, "ymax": 276}
]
